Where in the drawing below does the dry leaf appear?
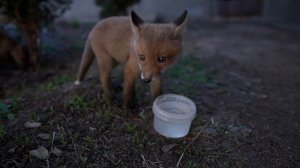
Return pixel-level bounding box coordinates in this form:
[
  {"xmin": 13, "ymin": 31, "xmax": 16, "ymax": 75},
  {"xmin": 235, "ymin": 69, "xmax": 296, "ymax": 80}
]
[
  {"xmin": 24, "ymin": 121, "xmax": 41, "ymax": 128},
  {"xmin": 51, "ymin": 147, "xmax": 63, "ymax": 156},
  {"xmin": 29, "ymin": 146, "xmax": 49, "ymax": 160},
  {"xmin": 37, "ymin": 133, "xmax": 50, "ymax": 140}
]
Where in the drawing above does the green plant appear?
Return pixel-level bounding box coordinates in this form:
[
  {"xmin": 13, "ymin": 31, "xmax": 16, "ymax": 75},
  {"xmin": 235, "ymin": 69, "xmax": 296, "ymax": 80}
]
[
  {"xmin": 48, "ymin": 105, "xmax": 55, "ymax": 114},
  {"xmin": 166, "ymin": 55, "xmax": 219, "ymax": 96},
  {"xmin": 71, "ymin": 20, "xmax": 80, "ymax": 28},
  {"xmin": 82, "ymin": 136, "xmax": 96, "ymax": 149},
  {"xmin": 124, "ymin": 122, "xmax": 137, "ymax": 134},
  {"xmin": 0, "ymin": 123, "xmax": 5, "ymax": 140},
  {"xmin": 72, "ymin": 132, "xmax": 80, "ymax": 141},
  {"xmin": 187, "ymin": 160, "xmax": 198, "ymax": 168},
  {"xmin": 29, "ymin": 111, "xmax": 38, "ymax": 121},
  {"xmin": 40, "ymin": 75, "xmax": 74, "ymax": 91},
  {"xmin": 69, "ymin": 95, "xmax": 89, "ymax": 111},
  {"xmin": 57, "ymin": 126, "xmax": 67, "ymax": 146},
  {"xmin": 102, "ymin": 105, "xmax": 113, "ymax": 120},
  {"xmin": 0, "ymin": 99, "xmax": 18, "ymax": 120}
]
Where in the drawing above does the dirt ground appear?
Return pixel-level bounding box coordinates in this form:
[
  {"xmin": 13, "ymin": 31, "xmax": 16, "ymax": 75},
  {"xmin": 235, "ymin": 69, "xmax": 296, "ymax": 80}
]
[{"xmin": 0, "ymin": 20, "xmax": 299, "ymax": 167}]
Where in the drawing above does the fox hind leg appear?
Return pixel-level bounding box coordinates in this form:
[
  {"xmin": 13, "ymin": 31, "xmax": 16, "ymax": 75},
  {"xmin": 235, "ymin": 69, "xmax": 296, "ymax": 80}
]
[{"xmin": 93, "ymin": 46, "xmax": 115, "ymax": 105}]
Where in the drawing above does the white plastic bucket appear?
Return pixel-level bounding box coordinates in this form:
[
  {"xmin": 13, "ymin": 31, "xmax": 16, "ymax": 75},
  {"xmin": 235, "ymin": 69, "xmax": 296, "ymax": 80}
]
[{"xmin": 152, "ymin": 94, "xmax": 197, "ymax": 138}]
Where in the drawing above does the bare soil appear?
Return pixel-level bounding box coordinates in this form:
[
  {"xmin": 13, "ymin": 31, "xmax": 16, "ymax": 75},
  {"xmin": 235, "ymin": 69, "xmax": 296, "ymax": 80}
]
[{"xmin": 0, "ymin": 20, "xmax": 299, "ymax": 168}]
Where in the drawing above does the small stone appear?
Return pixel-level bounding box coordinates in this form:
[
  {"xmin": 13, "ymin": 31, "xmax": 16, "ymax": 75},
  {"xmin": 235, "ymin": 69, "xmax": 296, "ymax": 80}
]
[
  {"xmin": 24, "ymin": 121, "xmax": 41, "ymax": 128},
  {"xmin": 89, "ymin": 127, "xmax": 96, "ymax": 131},
  {"xmin": 29, "ymin": 146, "xmax": 49, "ymax": 160},
  {"xmin": 259, "ymin": 94, "xmax": 268, "ymax": 99},
  {"xmin": 51, "ymin": 147, "xmax": 63, "ymax": 156},
  {"xmin": 8, "ymin": 148, "xmax": 15, "ymax": 154},
  {"xmin": 204, "ymin": 127, "xmax": 217, "ymax": 135},
  {"xmin": 229, "ymin": 125, "xmax": 252, "ymax": 138},
  {"xmin": 37, "ymin": 133, "xmax": 50, "ymax": 140}
]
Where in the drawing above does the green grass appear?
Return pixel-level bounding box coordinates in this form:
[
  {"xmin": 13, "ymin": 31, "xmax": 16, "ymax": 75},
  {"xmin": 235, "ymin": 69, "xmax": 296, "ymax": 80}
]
[
  {"xmin": 69, "ymin": 95, "xmax": 89, "ymax": 110},
  {"xmin": 71, "ymin": 20, "xmax": 80, "ymax": 29},
  {"xmin": 101, "ymin": 105, "xmax": 114, "ymax": 120},
  {"xmin": 187, "ymin": 160, "xmax": 198, "ymax": 168},
  {"xmin": 0, "ymin": 99, "xmax": 18, "ymax": 120},
  {"xmin": 168, "ymin": 55, "xmax": 217, "ymax": 83},
  {"xmin": 40, "ymin": 75, "xmax": 74, "ymax": 91},
  {"xmin": 123, "ymin": 122, "xmax": 137, "ymax": 134},
  {"xmin": 29, "ymin": 111, "xmax": 38, "ymax": 121},
  {"xmin": 166, "ymin": 55, "xmax": 218, "ymax": 96},
  {"xmin": 4, "ymin": 84, "xmax": 28, "ymax": 100},
  {"xmin": 0, "ymin": 98, "xmax": 19, "ymax": 140},
  {"xmin": 0, "ymin": 124, "xmax": 5, "ymax": 140}
]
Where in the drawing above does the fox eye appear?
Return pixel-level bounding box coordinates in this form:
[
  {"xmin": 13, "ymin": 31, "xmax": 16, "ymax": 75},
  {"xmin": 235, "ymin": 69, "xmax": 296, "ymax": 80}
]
[
  {"xmin": 158, "ymin": 56, "xmax": 167, "ymax": 63},
  {"xmin": 138, "ymin": 54, "xmax": 145, "ymax": 61}
]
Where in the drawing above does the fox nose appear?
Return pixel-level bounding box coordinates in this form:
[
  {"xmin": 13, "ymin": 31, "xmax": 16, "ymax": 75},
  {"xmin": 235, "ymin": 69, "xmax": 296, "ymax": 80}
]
[{"xmin": 142, "ymin": 78, "xmax": 152, "ymax": 83}]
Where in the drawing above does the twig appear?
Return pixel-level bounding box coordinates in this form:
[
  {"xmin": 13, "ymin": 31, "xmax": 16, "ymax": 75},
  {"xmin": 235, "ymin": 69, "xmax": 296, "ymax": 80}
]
[
  {"xmin": 50, "ymin": 131, "xmax": 55, "ymax": 151},
  {"xmin": 46, "ymin": 159, "xmax": 49, "ymax": 168},
  {"xmin": 32, "ymin": 135, "xmax": 40, "ymax": 146},
  {"xmin": 176, "ymin": 122, "xmax": 209, "ymax": 168},
  {"xmin": 141, "ymin": 154, "xmax": 150, "ymax": 168},
  {"xmin": 148, "ymin": 160, "xmax": 157, "ymax": 168},
  {"xmin": 63, "ymin": 118, "xmax": 80, "ymax": 160},
  {"xmin": 155, "ymin": 153, "xmax": 163, "ymax": 168},
  {"xmin": 73, "ymin": 140, "xmax": 79, "ymax": 159}
]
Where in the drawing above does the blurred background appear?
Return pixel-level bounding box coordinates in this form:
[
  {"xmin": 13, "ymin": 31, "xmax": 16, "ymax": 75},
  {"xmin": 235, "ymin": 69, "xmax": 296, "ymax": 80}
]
[
  {"xmin": 1, "ymin": 0, "xmax": 299, "ymax": 70},
  {"xmin": 60, "ymin": 0, "xmax": 300, "ymax": 23}
]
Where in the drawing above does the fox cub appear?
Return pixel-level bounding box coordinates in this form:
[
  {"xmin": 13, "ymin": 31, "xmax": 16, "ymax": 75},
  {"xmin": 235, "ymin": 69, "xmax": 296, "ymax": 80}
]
[{"xmin": 75, "ymin": 11, "xmax": 188, "ymax": 108}]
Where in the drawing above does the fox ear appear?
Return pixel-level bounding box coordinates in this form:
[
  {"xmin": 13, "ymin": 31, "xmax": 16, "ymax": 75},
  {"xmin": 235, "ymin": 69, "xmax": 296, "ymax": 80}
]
[
  {"xmin": 174, "ymin": 10, "xmax": 188, "ymax": 37},
  {"xmin": 130, "ymin": 11, "xmax": 144, "ymax": 34}
]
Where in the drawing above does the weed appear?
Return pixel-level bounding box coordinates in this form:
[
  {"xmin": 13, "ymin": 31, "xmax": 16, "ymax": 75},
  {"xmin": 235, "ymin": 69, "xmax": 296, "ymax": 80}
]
[
  {"xmin": 5, "ymin": 84, "xmax": 28, "ymax": 100},
  {"xmin": 103, "ymin": 110, "xmax": 113, "ymax": 120},
  {"xmin": 124, "ymin": 122, "xmax": 137, "ymax": 134},
  {"xmin": 102, "ymin": 93, "xmax": 111, "ymax": 107},
  {"xmin": 69, "ymin": 95, "xmax": 89, "ymax": 111},
  {"xmin": 71, "ymin": 20, "xmax": 80, "ymax": 29},
  {"xmin": 187, "ymin": 160, "xmax": 198, "ymax": 168},
  {"xmin": 166, "ymin": 55, "xmax": 218, "ymax": 96},
  {"xmin": 72, "ymin": 132, "xmax": 81, "ymax": 141},
  {"xmin": 29, "ymin": 111, "xmax": 38, "ymax": 121},
  {"xmin": 0, "ymin": 99, "xmax": 18, "ymax": 120},
  {"xmin": 82, "ymin": 136, "xmax": 95, "ymax": 149},
  {"xmin": 48, "ymin": 105, "xmax": 55, "ymax": 114},
  {"xmin": 40, "ymin": 75, "xmax": 74, "ymax": 91},
  {"xmin": 100, "ymin": 104, "xmax": 113, "ymax": 120},
  {"xmin": 0, "ymin": 123, "xmax": 5, "ymax": 140},
  {"xmin": 91, "ymin": 79, "xmax": 98, "ymax": 87},
  {"xmin": 57, "ymin": 126, "xmax": 67, "ymax": 146}
]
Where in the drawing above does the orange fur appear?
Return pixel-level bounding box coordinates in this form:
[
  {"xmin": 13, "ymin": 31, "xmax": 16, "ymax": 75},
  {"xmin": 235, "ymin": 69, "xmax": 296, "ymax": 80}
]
[{"xmin": 76, "ymin": 11, "xmax": 188, "ymax": 108}]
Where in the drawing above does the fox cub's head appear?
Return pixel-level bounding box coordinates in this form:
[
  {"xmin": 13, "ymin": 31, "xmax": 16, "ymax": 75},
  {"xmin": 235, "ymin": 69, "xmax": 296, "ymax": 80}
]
[{"xmin": 130, "ymin": 10, "xmax": 188, "ymax": 83}]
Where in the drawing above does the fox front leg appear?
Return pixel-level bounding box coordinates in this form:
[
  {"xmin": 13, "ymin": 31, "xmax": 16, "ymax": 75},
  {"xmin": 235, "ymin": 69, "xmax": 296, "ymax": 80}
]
[
  {"xmin": 123, "ymin": 60, "xmax": 139, "ymax": 108},
  {"xmin": 150, "ymin": 76, "xmax": 162, "ymax": 101}
]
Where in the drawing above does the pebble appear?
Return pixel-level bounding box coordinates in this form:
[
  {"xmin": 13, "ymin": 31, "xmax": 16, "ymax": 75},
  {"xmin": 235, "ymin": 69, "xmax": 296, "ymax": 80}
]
[
  {"xmin": 24, "ymin": 121, "xmax": 41, "ymax": 128},
  {"xmin": 229, "ymin": 125, "xmax": 252, "ymax": 138},
  {"xmin": 29, "ymin": 146, "xmax": 49, "ymax": 160},
  {"xmin": 37, "ymin": 133, "xmax": 50, "ymax": 140},
  {"xmin": 51, "ymin": 147, "xmax": 63, "ymax": 156}
]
